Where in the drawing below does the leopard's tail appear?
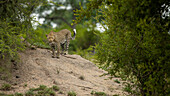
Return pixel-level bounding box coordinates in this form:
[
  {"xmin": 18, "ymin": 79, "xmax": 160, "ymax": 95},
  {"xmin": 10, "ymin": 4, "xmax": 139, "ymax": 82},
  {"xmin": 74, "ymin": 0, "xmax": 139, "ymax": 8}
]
[{"xmin": 72, "ymin": 29, "xmax": 76, "ymax": 40}]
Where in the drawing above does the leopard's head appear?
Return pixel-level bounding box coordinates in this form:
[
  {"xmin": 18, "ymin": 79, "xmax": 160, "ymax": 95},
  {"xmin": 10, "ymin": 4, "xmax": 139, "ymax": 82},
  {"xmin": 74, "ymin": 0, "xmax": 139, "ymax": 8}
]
[{"xmin": 46, "ymin": 31, "xmax": 55, "ymax": 44}]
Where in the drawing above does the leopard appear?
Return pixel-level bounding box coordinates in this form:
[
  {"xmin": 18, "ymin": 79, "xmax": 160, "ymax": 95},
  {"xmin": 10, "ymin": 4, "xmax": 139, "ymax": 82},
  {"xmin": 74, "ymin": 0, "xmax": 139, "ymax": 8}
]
[{"xmin": 46, "ymin": 29, "xmax": 76, "ymax": 58}]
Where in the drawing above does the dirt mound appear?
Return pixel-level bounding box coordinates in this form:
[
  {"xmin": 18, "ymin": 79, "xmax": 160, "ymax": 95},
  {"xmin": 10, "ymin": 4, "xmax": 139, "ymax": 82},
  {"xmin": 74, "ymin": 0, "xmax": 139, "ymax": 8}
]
[{"xmin": 0, "ymin": 48, "xmax": 124, "ymax": 96}]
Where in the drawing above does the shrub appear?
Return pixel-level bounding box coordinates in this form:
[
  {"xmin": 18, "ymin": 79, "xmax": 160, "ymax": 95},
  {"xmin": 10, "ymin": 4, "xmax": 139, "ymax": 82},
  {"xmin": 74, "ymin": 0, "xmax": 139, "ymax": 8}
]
[
  {"xmin": 75, "ymin": 0, "xmax": 170, "ymax": 95},
  {"xmin": 68, "ymin": 91, "xmax": 77, "ymax": 96},
  {"xmin": 52, "ymin": 85, "xmax": 60, "ymax": 91},
  {"xmin": 91, "ymin": 91, "xmax": 107, "ymax": 96},
  {"xmin": 28, "ymin": 85, "xmax": 57, "ymax": 96},
  {"xmin": 94, "ymin": 92, "xmax": 107, "ymax": 96},
  {"xmin": 0, "ymin": 0, "xmax": 43, "ymax": 59}
]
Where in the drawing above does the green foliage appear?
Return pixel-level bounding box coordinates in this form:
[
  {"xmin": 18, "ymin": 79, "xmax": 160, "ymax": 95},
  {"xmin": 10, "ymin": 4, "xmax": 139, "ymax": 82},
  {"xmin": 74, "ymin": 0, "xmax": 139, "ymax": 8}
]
[
  {"xmin": 0, "ymin": 83, "xmax": 12, "ymax": 91},
  {"xmin": 122, "ymin": 82, "xmax": 140, "ymax": 96},
  {"xmin": 123, "ymin": 83, "xmax": 133, "ymax": 94},
  {"xmin": 0, "ymin": 93, "xmax": 6, "ymax": 96},
  {"xmin": 112, "ymin": 95, "xmax": 119, "ymax": 96},
  {"xmin": 67, "ymin": 91, "xmax": 77, "ymax": 96},
  {"xmin": 25, "ymin": 90, "xmax": 34, "ymax": 96},
  {"xmin": 14, "ymin": 93, "xmax": 23, "ymax": 96},
  {"xmin": 0, "ymin": 20, "xmax": 25, "ymax": 59},
  {"xmin": 0, "ymin": 0, "xmax": 43, "ymax": 59},
  {"xmin": 91, "ymin": 90, "xmax": 107, "ymax": 96},
  {"xmin": 0, "ymin": 61, "xmax": 11, "ymax": 80},
  {"xmin": 29, "ymin": 85, "xmax": 47, "ymax": 91},
  {"xmin": 0, "ymin": 93, "xmax": 14, "ymax": 96},
  {"xmin": 70, "ymin": 21, "xmax": 100, "ymax": 59},
  {"xmin": 0, "ymin": 85, "xmax": 58, "ymax": 96},
  {"xmin": 52, "ymin": 85, "xmax": 60, "ymax": 91},
  {"xmin": 28, "ymin": 27, "xmax": 51, "ymax": 49},
  {"xmin": 34, "ymin": 0, "xmax": 87, "ymax": 28},
  {"xmin": 28, "ymin": 85, "xmax": 56, "ymax": 96},
  {"xmin": 72, "ymin": 21, "xmax": 100, "ymax": 50},
  {"xmin": 58, "ymin": 91, "xmax": 64, "ymax": 94},
  {"xmin": 75, "ymin": 0, "xmax": 170, "ymax": 96},
  {"xmin": 114, "ymin": 79, "xmax": 120, "ymax": 84}
]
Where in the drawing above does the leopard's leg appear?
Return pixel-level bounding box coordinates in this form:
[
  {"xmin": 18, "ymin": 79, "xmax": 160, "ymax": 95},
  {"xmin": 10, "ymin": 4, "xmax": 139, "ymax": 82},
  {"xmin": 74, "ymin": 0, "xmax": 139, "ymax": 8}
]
[
  {"xmin": 61, "ymin": 43, "xmax": 65, "ymax": 55},
  {"xmin": 56, "ymin": 43, "xmax": 60, "ymax": 58},
  {"xmin": 65, "ymin": 39, "xmax": 70, "ymax": 55},
  {"xmin": 51, "ymin": 45, "xmax": 56, "ymax": 58}
]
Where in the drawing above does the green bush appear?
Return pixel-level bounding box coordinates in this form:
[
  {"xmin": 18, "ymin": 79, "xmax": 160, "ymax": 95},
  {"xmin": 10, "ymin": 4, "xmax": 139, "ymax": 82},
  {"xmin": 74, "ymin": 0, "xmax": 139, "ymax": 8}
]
[
  {"xmin": 29, "ymin": 27, "xmax": 51, "ymax": 49},
  {"xmin": 75, "ymin": 0, "xmax": 170, "ymax": 96},
  {"xmin": 0, "ymin": 0, "xmax": 43, "ymax": 59}
]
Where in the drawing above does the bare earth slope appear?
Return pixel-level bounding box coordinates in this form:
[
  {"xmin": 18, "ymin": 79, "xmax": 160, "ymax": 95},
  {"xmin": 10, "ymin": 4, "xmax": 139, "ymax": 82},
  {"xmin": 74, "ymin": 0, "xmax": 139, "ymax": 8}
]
[{"xmin": 0, "ymin": 48, "xmax": 124, "ymax": 96}]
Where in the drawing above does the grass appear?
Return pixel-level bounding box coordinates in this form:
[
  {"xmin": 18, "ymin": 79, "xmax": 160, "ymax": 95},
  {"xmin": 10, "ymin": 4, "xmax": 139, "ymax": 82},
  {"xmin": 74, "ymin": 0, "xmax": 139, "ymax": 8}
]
[
  {"xmin": 0, "ymin": 83, "xmax": 12, "ymax": 90},
  {"xmin": 14, "ymin": 93, "xmax": 23, "ymax": 96},
  {"xmin": 37, "ymin": 85, "xmax": 47, "ymax": 90},
  {"xmin": 58, "ymin": 91, "xmax": 64, "ymax": 94},
  {"xmin": 113, "ymin": 94, "xmax": 119, "ymax": 96},
  {"xmin": 123, "ymin": 83, "xmax": 132, "ymax": 93},
  {"xmin": 0, "ymin": 84, "xmax": 60, "ymax": 96},
  {"xmin": 91, "ymin": 90, "xmax": 107, "ymax": 96},
  {"xmin": 25, "ymin": 90, "xmax": 34, "ymax": 96},
  {"xmin": 0, "ymin": 93, "xmax": 7, "ymax": 96},
  {"xmin": 29, "ymin": 85, "xmax": 47, "ymax": 91},
  {"xmin": 68, "ymin": 91, "xmax": 77, "ymax": 96},
  {"xmin": 52, "ymin": 85, "xmax": 60, "ymax": 91},
  {"xmin": 29, "ymin": 85, "xmax": 56, "ymax": 96},
  {"xmin": 114, "ymin": 79, "xmax": 120, "ymax": 83}
]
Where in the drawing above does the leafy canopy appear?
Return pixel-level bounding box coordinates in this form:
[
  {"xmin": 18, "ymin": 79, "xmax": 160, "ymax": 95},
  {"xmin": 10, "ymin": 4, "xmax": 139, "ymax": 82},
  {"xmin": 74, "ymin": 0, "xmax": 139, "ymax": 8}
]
[
  {"xmin": 0, "ymin": 0, "xmax": 44, "ymax": 58},
  {"xmin": 75, "ymin": 0, "xmax": 170, "ymax": 95}
]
